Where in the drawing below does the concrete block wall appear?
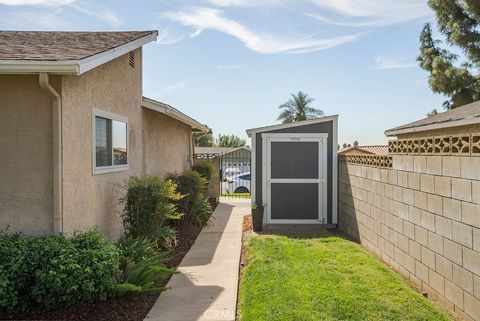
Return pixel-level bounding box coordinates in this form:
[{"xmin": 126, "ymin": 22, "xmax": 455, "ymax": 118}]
[{"xmin": 339, "ymin": 155, "xmax": 480, "ymax": 320}]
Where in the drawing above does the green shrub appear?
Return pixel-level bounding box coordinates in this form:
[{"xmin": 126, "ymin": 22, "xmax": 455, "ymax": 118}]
[
  {"xmin": 192, "ymin": 161, "xmax": 214, "ymax": 184},
  {"xmin": 121, "ymin": 175, "xmax": 183, "ymax": 239},
  {"xmin": 168, "ymin": 171, "xmax": 213, "ymax": 226},
  {"xmin": 0, "ymin": 230, "xmax": 119, "ymax": 311},
  {"xmin": 115, "ymin": 236, "xmax": 175, "ymax": 296}
]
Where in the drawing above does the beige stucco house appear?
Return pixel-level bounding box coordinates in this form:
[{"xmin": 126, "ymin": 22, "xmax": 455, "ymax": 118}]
[{"xmin": 0, "ymin": 31, "xmax": 209, "ymax": 239}]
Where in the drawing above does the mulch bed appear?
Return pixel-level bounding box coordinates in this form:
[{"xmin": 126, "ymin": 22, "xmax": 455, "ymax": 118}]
[
  {"xmin": 242, "ymin": 214, "xmax": 252, "ymax": 232},
  {"xmin": 0, "ymin": 202, "xmax": 218, "ymax": 321}
]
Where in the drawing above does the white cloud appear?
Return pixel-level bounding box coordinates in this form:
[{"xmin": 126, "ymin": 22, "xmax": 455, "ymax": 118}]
[
  {"xmin": 217, "ymin": 63, "xmax": 248, "ymax": 70},
  {"xmin": 156, "ymin": 27, "xmax": 185, "ymax": 45},
  {"xmin": 69, "ymin": 2, "xmax": 121, "ymax": 26},
  {"xmin": 374, "ymin": 56, "xmax": 417, "ymax": 70},
  {"xmin": 163, "ymin": 7, "xmax": 362, "ymax": 54},
  {"xmin": 208, "ymin": 0, "xmax": 281, "ymax": 7},
  {"xmin": 0, "ymin": 0, "xmax": 74, "ymax": 5},
  {"xmin": 310, "ymin": 0, "xmax": 431, "ymax": 25},
  {"xmin": 156, "ymin": 81, "xmax": 189, "ymax": 96}
]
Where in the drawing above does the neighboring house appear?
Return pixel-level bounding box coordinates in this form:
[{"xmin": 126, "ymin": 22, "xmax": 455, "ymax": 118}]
[
  {"xmin": 0, "ymin": 31, "xmax": 208, "ymax": 239},
  {"xmin": 338, "ymin": 145, "xmax": 389, "ymax": 155},
  {"xmin": 195, "ymin": 146, "xmax": 251, "ymax": 177},
  {"xmin": 247, "ymin": 116, "xmax": 338, "ymax": 227}
]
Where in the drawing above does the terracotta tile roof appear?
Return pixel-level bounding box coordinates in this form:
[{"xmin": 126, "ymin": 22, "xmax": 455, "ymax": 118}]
[
  {"xmin": 338, "ymin": 145, "xmax": 389, "ymax": 155},
  {"xmin": 385, "ymin": 100, "xmax": 480, "ymax": 136},
  {"xmin": 0, "ymin": 31, "xmax": 156, "ymax": 61}
]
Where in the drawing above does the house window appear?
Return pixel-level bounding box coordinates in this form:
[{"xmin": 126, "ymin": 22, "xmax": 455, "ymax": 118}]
[{"xmin": 93, "ymin": 109, "xmax": 128, "ymax": 174}]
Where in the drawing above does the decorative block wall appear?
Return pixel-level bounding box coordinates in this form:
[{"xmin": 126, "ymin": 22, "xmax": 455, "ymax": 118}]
[{"xmin": 339, "ymin": 154, "xmax": 480, "ymax": 321}]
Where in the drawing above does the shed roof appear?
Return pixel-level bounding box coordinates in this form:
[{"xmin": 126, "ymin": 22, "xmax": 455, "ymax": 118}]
[
  {"xmin": 0, "ymin": 30, "xmax": 157, "ymax": 74},
  {"xmin": 246, "ymin": 115, "xmax": 338, "ymax": 137},
  {"xmin": 385, "ymin": 100, "xmax": 480, "ymax": 136}
]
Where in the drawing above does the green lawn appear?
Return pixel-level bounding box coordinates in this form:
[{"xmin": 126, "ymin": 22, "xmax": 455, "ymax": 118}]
[
  {"xmin": 220, "ymin": 193, "xmax": 251, "ymax": 198},
  {"xmin": 239, "ymin": 236, "xmax": 451, "ymax": 321}
]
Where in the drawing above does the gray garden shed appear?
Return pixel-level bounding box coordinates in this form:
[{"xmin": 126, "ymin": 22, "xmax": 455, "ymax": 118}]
[{"xmin": 246, "ymin": 116, "xmax": 338, "ymax": 227}]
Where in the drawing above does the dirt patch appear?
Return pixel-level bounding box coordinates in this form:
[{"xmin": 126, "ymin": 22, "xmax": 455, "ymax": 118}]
[
  {"xmin": 242, "ymin": 214, "xmax": 252, "ymax": 232},
  {"xmin": 0, "ymin": 202, "xmax": 218, "ymax": 321}
]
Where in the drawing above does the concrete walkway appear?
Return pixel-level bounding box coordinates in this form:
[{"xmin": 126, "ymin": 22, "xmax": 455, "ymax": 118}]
[{"xmin": 145, "ymin": 199, "xmax": 249, "ymax": 321}]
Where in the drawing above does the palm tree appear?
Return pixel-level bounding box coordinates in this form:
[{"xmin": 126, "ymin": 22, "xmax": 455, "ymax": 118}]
[{"xmin": 277, "ymin": 91, "xmax": 323, "ymax": 123}]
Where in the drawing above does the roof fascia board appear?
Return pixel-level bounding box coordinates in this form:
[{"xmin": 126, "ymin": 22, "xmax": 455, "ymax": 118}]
[
  {"xmin": 246, "ymin": 115, "xmax": 339, "ymax": 137},
  {"xmin": 142, "ymin": 97, "xmax": 209, "ymax": 133},
  {"xmin": 0, "ymin": 32, "xmax": 157, "ymax": 75},
  {"xmin": 77, "ymin": 32, "xmax": 157, "ymax": 75},
  {"xmin": 385, "ymin": 117, "xmax": 480, "ymax": 137}
]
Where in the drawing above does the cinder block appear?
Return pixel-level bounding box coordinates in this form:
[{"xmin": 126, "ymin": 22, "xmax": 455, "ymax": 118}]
[
  {"xmin": 429, "ymin": 269, "xmax": 445, "ymax": 295},
  {"xmin": 388, "ymin": 170, "xmax": 398, "ymax": 185},
  {"xmin": 404, "ymin": 221, "xmax": 415, "ymax": 239},
  {"xmin": 461, "ymin": 157, "xmax": 480, "ymax": 180},
  {"xmin": 414, "ymin": 156, "xmax": 427, "ymax": 173},
  {"xmin": 436, "ymin": 216, "xmax": 453, "ymax": 239},
  {"xmin": 435, "ymin": 176, "xmax": 452, "ymax": 198},
  {"xmin": 415, "ymin": 260, "xmax": 429, "ymax": 282},
  {"xmin": 474, "ymin": 228, "xmax": 480, "ymax": 252},
  {"xmin": 452, "ymin": 178, "xmax": 472, "ymax": 202},
  {"xmin": 444, "ymin": 239, "xmax": 463, "ymax": 265},
  {"xmin": 452, "ymin": 222, "xmax": 473, "ymax": 248},
  {"xmin": 404, "ymin": 253, "xmax": 416, "ymax": 273},
  {"xmin": 398, "ymin": 171, "xmax": 408, "ymax": 188},
  {"xmin": 427, "ymin": 194, "xmax": 443, "ymax": 215},
  {"xmin": 472, "ymin": 180, "xmax": 480, "ymax": 204},
  {"xmin": 436, "ymin": 254, "xmax": 452, "ymax": 279},
  {"xmin": 408, "ymin": 173, "xmax": 420, "ymax": 190},
  {"xmin": 464, "ymin": 291, "xmax": 480, "ymax": 320},
  {"xmin": 443, "ymin": 198, "xmax": 462, "ymax": 222},
  {"xmin": 421, "ymin": 246, "xmax": 436, "ymax": 269},
  {"xmin": 427, "ymin": 156, "xmax": 442, "ymax": 175},
  {"xmin": 409, "ymin": 239, "xmax": 421, "ymax": 260},
  {"xmin": 442, "ymin": 156, "xmax": 461, "ymax": 178},
  {"xmin": 445, "ymin": 279, "xmax": 464, "ymax": 308},
  {"xmin": 453, "ymin": 263, "xmax": 474, "ymax": 294},
  {"xmin": 462, "ymin": 202, "xmax": 480, "ymax": 229},
  {"xmin": 428, "ymin": 231, "xmax": 444, "ymax": 254},
  {"xmin": 421, "ymin": 210, "xmax": 435, "ymax": 231},
  {"xmin": 415, "ymin": 225, "xmax": 428, "ymax": 246},
  {"xmin": 414, "ymin": 191, "xmax": 428, "ymax": 210},
  {"xmin": 403, "ymin": 188, "xmax": 415, "ymax": 205},
  {"xmin": 408, "ymin": 206, "xmax": 422, "ymax": 225},
  {"xmin": 463, "ymin": 247, "xmax": 480, "ymax": 275},
  {"xmin": 474, "ymin": 275, "xmax": 480, "ymax": 299},
  {"xmin": 420, "ymin": 174, "xmax": 435, "ymax": 193}
]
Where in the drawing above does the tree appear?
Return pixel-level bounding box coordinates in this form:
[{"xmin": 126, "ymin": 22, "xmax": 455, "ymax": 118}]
[
  {"xmin": 193, "ymin": 132, "xmax": 214, "ymax": 147},
  {"xmin": 277, "ymin": 91, "xmax": 323, "ymax": 123},
  {"xmin": 217, "ymin": 134, "xmax": 246, "ymax": 148},
  {"xmin": 353, "ymin": 140, "xmax": 359, "ymax": 147},
  {"xmin": 417, "ymin": 1, "xmax": 480, "ymax": 112}
]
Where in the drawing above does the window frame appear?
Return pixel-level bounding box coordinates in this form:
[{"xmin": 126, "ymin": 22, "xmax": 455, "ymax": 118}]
[{"xmin": 92, "ymin": 108, "xmax": 129, "ymax": 175}]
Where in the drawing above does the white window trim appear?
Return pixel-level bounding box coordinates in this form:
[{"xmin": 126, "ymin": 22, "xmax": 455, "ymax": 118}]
[{"xmin": 92, "ymin": 108, "xmax": 129, "ymax": 175}]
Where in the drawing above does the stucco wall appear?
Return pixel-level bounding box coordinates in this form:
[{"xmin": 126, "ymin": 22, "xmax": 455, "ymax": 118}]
[
  {"xmin": 142, "ymin": 108, "xmax": 191, "ymax": 177},
  {"xmin": 60, "ymin": 49, "xmax": 143, "ymax": 239},
  {"xmin": 339, "ymin": 155, "xmax": 480, "ymax": 320},
  {"xmin": 0, "ymin": 75, "xmax": 57, "ymax": 235}
]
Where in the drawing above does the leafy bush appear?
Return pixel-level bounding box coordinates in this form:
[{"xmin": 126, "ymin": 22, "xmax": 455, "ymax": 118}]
[
  {"xmin": 192, "ymin": 161, "xmax": 214, "ymax": 184},
  {"xmin": 115, "ymin": 236, "xmax": 175, "ymax": 296},
  {"xmin": 168, "ymin": 171, "xmax": 213, "ymax": 226},
  {"xmin": 121, "ymin": 175, "xmax": 183, "ymax": 240},
  {"xmin": 0, "ymin": 230, "xmax": 119, "ymax": 311}
]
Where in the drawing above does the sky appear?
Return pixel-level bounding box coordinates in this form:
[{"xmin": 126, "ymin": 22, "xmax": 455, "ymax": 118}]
[{"xmin": 0, "ymin": 0, "xmax": 447, "ymax": 146}]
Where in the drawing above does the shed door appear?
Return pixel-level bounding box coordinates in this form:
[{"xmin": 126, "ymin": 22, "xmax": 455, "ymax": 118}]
[{"xmin": 263, "ymin": 134, "xmax": 327, "ymax": 224}]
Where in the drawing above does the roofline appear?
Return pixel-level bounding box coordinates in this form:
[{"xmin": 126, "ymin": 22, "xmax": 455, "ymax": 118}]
[
  {"xmin": 0, "ymin": 31, "xmax": 158, "ymax": 75},
  {"xmin": 385, "ymin": 117, "xmax": 480, "ymax": 137},
  {"xmin": 141, "ymin": 96, "xmax": 209, "ymax": 133},
  {"xmin": 338, "ymin": 146, "xmax": 374, "ymax": 154},
  {"xmin": 246, "ymin": 115, "xmax": 339, "ymax": 137},
  {"xmin": 217, "ymin": 146, "xmax": 251, "ymax": 156}
]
